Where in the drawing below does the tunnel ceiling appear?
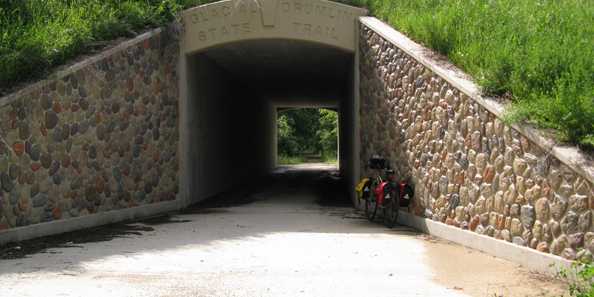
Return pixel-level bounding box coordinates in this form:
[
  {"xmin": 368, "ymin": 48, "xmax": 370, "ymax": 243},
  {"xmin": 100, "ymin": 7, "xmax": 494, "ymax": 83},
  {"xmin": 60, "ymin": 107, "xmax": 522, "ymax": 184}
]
[{"xmin": 202, "ymin": 39, "xmax": 353, "ymax": 101}]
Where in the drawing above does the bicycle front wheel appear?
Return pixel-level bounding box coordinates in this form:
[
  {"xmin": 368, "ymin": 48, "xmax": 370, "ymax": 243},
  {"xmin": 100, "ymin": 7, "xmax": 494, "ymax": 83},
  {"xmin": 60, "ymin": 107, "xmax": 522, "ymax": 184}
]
[{"xmin": 365, "ymin": 188, "xmax": 377, "ymax": 221}]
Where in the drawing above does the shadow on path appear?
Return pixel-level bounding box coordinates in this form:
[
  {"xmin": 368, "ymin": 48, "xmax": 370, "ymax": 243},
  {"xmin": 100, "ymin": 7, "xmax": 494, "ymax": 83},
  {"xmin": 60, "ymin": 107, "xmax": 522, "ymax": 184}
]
[{"xmin": 0, "ymin": 166, "xmax": 417, "ymax": 274}]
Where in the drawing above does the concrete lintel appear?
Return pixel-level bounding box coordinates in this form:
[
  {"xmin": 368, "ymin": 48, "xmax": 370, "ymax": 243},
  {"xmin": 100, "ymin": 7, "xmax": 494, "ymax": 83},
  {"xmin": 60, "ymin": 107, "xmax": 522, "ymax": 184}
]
[
  {"xmin": 0, "ymin": 200, "xmax": 181, "ymax": 246},
  {"xmin": 359, "ymin": 16, "xmax": 594, "ymax": 186},
  {"xmin": 182, "ymin": 0, "xmax": 367, "ymax": 54},
  {"xmin": 397, "ymin": 211, "xmax": 573, "ymax": 277}
]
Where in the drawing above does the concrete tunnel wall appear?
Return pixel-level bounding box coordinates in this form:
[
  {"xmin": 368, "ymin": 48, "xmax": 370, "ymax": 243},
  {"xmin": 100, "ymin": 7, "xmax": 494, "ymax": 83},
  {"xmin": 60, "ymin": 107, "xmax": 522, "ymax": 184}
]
[
  {"xmin": 182, "ymin": 39, "xmax": 358, "ymax": 205},
  {"xmin": 185, "ymin": 54, "xmax": 273, "ymax": 202}
]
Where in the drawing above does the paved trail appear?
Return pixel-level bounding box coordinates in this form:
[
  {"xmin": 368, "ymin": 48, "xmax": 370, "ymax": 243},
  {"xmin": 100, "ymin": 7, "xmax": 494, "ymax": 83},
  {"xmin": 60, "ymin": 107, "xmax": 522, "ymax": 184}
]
[{"xmin": 0, "ymin": 168, "xmax": 566, "ymax": 297}]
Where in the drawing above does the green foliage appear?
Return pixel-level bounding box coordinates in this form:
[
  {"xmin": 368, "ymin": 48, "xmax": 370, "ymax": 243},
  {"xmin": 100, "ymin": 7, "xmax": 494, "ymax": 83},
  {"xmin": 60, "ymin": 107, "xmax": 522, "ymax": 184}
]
[
  {"xmin": 277, "ymin": 108, "xmax": 338, "ymax": 163},
  {"xmin": 318, "ymin": 109, "xmax": 338, "ymax": 159},
  {"xmin": 277, "ymin": 113, "xmax": 299, "ymax": 156},
  {"xmin": 278, "ymin": 155, "xmax": 307, "ymax": 165},
  {"xmin": 351, "ymin": 0, "xmax": 594, "ymax": 148},
  {"xmin": 557, "ymin": 261, "xmax": 594, "ymax": 297},
  {"xmin": 278, "ymin": 108, "xmax": 321, "ymax": 156},
  {"xmin": 0, "ymin": 0, "xmax": 219, "ymax": 91},
  {"xmin": 0, "ymin": 0, "xmax": 355, "ymax": 91}
]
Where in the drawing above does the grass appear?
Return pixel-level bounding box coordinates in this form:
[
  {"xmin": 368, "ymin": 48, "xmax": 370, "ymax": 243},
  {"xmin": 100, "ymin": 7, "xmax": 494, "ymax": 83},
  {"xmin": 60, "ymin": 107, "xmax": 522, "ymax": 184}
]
[
  {"xmin": 322, "ymin": 154, "xmax": 338, "ymax": 165},
  {"xmin": 0, "ymin": 0, "xmax": 216, "ymax": 93},
  {"xmin": 557, "ymin": 261, "xmax": 594, "ymax": 297},
  {"xmin": 1, "ymin": 0, "xmax": 593, "ymax": 149},
  {"xmin": 278, "ymin": 155, "xmax": 337, "ymax": 165},
  {"xmin": 278, "ymin": 155, "xmax": 307, "ymax": 165},
  {"xmin": 349, "ymin": 0, "xmax": 594, "ymax": 149}
]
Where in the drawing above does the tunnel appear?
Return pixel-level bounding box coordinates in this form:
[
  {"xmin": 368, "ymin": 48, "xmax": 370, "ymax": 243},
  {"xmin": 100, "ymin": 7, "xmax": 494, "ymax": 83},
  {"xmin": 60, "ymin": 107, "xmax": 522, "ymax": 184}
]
[
  {"xmin": 177, "ymin": 0, "xmax": 367, "ymax": 206},
  {"xmin": 182, "ymin": 39, "xmax": 357, "ymax": 204}
]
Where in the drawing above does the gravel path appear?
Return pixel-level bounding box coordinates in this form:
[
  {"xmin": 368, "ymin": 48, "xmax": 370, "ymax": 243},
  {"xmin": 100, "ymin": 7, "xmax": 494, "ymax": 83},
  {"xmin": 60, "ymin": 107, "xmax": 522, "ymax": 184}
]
[{"xmin": 0, "ymin": 169, "xmax": 567, "ymax": 297}]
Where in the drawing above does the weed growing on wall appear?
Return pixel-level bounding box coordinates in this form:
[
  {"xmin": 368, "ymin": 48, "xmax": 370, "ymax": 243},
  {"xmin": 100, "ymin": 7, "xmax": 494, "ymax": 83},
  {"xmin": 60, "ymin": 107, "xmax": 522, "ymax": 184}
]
[{"xmin": 557, "ymin": 261, "xmax": 594, "ymax": 297}]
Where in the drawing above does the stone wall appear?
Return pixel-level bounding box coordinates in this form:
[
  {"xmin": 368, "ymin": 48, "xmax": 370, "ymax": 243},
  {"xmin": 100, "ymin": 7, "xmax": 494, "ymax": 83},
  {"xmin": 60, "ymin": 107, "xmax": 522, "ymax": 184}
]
[
  {"xmin": 359, "ymin": 22, "xmax": 593, "ymax": 262},
  {"xmin": 0, "ymin": 27, "xmax": 179, "ymax": 232}
]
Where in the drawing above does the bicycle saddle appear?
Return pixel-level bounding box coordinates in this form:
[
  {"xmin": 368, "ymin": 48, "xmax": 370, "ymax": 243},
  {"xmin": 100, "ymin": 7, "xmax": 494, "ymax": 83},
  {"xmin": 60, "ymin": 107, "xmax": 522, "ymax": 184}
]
[{"xmin": 368, "ymin": 155, "xmax": 389, "ymax": 169}]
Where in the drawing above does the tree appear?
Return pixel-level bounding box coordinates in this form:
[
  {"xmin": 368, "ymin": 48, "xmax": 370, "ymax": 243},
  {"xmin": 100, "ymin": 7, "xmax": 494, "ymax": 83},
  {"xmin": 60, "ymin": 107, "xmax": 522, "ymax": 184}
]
[
  {"xmin": 318, "ymin": 109, "xmax": 338, "ymax": 158},
  {"xmin": 277, "ymin": 108, "xmax": 338, "ymax": 160}
]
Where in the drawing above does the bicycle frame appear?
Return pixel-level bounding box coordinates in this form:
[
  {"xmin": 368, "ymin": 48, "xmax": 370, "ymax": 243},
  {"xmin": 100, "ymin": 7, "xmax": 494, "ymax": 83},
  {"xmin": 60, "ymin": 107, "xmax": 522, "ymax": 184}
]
[
  {"xmin": 356, "ymin": 156, "xmax": 414, "ymax": 228},
  {"xmin": 372, "ymin": 169, "xmax": 393, "ymax": 207},
  {"xmin": 355, "ymin": 167, "xmax": 394, "ymax": 205}
]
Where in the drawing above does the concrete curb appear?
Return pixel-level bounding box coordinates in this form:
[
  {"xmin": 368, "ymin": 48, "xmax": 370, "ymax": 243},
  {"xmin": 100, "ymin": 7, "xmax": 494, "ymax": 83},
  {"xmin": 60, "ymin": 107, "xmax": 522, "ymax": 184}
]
[
  {"xmin": 0, "ymin": 199, "xmax": 181, "ymax": 246},
  {"xmin": 397, "ymin": 211, "xmax": 573, "ymax": 277}
]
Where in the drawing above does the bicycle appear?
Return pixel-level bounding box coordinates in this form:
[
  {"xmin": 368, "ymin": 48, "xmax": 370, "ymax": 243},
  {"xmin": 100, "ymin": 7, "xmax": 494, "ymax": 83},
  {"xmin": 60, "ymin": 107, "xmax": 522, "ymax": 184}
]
[{"xmin": 355, "ymin": 156, "xmax": 414, "ymax": 228}]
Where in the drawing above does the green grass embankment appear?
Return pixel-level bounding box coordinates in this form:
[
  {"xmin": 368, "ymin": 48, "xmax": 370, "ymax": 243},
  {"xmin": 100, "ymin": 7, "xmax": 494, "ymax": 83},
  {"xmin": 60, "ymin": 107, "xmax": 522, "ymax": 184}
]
[
  {"xmin": 351, "ymin": 0, "xmax": 594, "ymax": 149},
  {"xmin": 0, "ymin": 0, "xmax": 214, "ymax": 92}
]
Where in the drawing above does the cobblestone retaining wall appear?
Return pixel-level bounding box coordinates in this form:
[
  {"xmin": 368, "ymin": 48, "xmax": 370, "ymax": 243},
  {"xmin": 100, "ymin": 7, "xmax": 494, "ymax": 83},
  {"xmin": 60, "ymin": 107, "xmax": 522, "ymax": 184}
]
[
  {"xmin": 359, "ymin": 22, "xmax": 594, "ymax": 262},
  {"xmin": 0, "ymin": 27, "xmax": 179, "ymax": 232}
]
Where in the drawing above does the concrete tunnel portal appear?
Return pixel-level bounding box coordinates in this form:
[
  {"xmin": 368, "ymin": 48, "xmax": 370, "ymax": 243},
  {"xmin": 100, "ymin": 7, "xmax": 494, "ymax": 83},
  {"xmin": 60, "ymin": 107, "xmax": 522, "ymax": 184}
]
[{"xmin": 178, "ymin": 0, "xmax": 367, "ymax": 206}]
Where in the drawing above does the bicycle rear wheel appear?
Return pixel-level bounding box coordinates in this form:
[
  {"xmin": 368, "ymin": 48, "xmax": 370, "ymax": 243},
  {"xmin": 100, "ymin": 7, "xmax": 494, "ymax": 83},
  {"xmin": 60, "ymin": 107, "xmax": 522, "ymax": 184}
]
[{"xmin": 383, "ymin": 187, "xmax": 399, "ymax": 228}]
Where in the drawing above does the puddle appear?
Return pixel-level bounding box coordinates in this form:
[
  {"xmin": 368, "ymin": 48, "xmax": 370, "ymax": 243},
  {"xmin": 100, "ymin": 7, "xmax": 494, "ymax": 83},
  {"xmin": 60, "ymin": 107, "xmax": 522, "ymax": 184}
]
[{"xmin": 0, "ymin": 223, "xmax": 154, "ymax": 260}]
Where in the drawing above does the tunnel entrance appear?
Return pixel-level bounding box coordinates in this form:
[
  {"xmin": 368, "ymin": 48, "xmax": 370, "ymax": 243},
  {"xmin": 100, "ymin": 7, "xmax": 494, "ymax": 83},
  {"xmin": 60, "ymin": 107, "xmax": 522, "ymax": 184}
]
[
  {"xmin": 276, "ymin": 107, "xmax": 339, "ymax": 167},
  {"xmin": 178, "ymin": 0, "xmax": 366, "ymax": 206}
]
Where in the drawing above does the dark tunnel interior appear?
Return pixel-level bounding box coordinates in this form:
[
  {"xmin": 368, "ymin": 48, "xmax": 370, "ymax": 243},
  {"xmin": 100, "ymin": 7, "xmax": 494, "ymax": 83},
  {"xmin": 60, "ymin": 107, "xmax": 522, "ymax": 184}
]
[{"xmin": 183, "ymin": 39, "xmax": 358, "ymax": 204}]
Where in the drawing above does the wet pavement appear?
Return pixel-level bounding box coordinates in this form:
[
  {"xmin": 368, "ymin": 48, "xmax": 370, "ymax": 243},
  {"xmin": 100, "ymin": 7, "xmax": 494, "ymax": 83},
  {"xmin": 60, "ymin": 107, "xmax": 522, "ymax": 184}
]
[{"xmin": 0, "ymin": 166, "xmax": 567, "ymax": 296}]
